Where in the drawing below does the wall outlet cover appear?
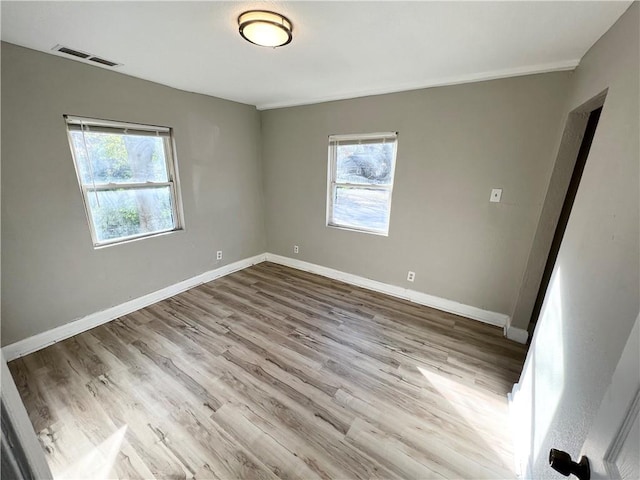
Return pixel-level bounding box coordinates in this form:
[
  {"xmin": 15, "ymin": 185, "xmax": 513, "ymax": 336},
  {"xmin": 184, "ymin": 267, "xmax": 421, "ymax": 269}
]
[{"xmin": 490, "ymin": 188, "xmax": 503, "ymax": 203}]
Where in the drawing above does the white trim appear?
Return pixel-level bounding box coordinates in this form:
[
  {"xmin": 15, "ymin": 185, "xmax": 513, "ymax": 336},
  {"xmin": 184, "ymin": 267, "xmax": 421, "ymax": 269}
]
[
  {"xmin": 257, "ymin": 59, "xmax": 579, "ymax": 110},
  {"xmin": 1, "ymin": 254, "xmax": 266, "ymax": 361},
  {"xmin": 505, "ymin": 324, "xmax": 529, "ymax": 344},
  {"xmin": 65, "ymin": 117, "xmax": 184, "ymax": 249},
  {"xmin": 265, "ymin": 253, "xmax": 510, "ymax": 328},
  {"xmin": 326, "ymin": 133, "xmax": 398, "ymax": 237},
  {"xmin": 2, "ymin": 251, "xmax": 516, "ymax": 361},
  {"xmin": 329, "ymin": 132, "xmax": 398, "ymax": 142},
  {"xmin": 326, "ymin": 222, "xmax": 389, "ymax": 237},
  {"xmin": 508, "ymin": 382, "xmax": 533, "ymax": 479},
  {"xmin": 1, "ymin": 351, "xmax": 54, "ymax": 479},
  {"xmin": 604, "ymin": 388, "xmax": 640, "ymax": 478},
  {"xmin": 581, "ymin": 313, "xmax": 640, "ymax": 478},
  {"xmin": 65, "ymin": 115, "xmax": 169, "ymax": 134}
]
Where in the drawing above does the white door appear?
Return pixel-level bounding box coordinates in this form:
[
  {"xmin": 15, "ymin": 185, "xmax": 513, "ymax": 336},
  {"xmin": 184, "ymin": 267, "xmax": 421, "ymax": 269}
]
[{"xmin": 580, "ymin": 313, "xmax": 640, "ymax": 479}]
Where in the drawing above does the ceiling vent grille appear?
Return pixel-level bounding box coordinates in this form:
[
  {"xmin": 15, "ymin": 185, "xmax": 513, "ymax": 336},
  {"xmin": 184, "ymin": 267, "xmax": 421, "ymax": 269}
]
[
  {"xmin": 87, "ymin": 56, "xmax": 119, "ymax": 67},
  {"xmin": 52, "ymin": 45, "xmax": 121, "ymax": 67},
  {"xmin": 55, "ymin": 46, "xmax": 90, "ymax": 59}
]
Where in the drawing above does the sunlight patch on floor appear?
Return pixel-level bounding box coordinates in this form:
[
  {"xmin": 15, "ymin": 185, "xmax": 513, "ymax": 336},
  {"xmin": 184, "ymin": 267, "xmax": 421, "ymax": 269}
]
[
  {"xmin": 417, "ymin": 365, "xmax": 515, "ymax": 473},
  {"xmin": 57, "ymin": 425, "xmax": 127, "ymax": 480}
]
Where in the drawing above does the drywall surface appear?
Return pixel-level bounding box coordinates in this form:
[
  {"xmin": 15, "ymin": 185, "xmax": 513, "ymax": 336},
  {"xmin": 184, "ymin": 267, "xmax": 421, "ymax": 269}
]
[
  {"xmin": 1, "ymin": 43, "xmax": 266, "ymax": 345},
  {"xmin": 513, "ymin": 3, "xmax": 639, "ymax": 478},
  {"xmin": 261, "ymin": 72, "xmax": 570, "ymax": 317},
  {"xmin": 511, "ymin": 111, "xmax": 589, "ymax": 330}
]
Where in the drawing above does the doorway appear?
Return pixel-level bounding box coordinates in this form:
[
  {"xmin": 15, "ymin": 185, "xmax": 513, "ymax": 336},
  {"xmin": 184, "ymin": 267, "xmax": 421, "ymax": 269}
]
[{"xmin": 528, "ymin": 106, "xmax": 603, "ymax": 336}]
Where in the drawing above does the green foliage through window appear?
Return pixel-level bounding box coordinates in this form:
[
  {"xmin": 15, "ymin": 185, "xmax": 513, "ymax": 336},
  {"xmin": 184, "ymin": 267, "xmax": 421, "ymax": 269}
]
[{"xmin": 66, "ymin": 117, "xmax": 181, "ymax": 245}]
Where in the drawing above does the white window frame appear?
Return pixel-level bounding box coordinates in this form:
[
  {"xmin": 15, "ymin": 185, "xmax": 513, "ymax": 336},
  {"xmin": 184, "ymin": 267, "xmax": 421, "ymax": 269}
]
[
  {"xmin": 64, "ymin": 115, "xmax": 185, "ymax": 248},
  {"xmin": 326, "ymin": 132, "xmax": 398, "ymax": 236}
]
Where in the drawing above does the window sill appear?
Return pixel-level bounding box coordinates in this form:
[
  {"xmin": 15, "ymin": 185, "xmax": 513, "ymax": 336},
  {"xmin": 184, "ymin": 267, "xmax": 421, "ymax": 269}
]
[
  {"xmin": 93, "ymin": 228, "xmax": 184, "ymax": 249},
  {"xmin": 326, "ymin": 223, "xmax": 389, "ymax": 237}
]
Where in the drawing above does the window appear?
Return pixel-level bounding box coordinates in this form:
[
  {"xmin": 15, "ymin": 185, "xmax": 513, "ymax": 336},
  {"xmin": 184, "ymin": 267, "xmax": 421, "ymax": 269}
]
[
  {"xmin": 327, "ymin": 132, "xmax": 398, "ymax": 235},
  {"xmin": 65, "ymin": 116, "xmax": 184, "ymax": 247}
]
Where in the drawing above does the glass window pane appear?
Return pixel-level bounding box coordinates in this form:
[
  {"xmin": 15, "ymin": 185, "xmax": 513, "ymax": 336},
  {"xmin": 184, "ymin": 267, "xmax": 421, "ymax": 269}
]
[
  {"xmin": 335, "ymin": 142, "xmax": 395, "ymax": 185},
  {"xmin": 331, "ymin": 186, "xmax": 390, "ymax": 233},
  {"xmin": 86, "ymin": 187, "xmax": 175, "ymax": 243},
  {"xmin": 70, "ymin": 131, "xmax": 169, "ymax": 184}
]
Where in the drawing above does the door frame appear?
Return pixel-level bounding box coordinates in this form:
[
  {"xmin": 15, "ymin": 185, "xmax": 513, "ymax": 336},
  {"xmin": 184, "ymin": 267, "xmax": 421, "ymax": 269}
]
[
  {"xmin": 1, "ymin": 350, "xmax": 53, "ymax": 479},
  {"xmin": 580, "ymin": 313, "xmax": 639, "ymax": 478},
  {"xmin": 508, "ymin": 90, "xmax": 608, "ymax": 340}
]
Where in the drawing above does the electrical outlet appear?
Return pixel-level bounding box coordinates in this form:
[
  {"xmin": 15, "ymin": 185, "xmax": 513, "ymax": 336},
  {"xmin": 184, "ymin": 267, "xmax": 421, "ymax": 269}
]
[
  {"xmin": 490, "ymin": 188, "xmax": 503, "ymax": 203},
  {"xmin": 294, "ymin": 245, "xmax": 299, "ymax": 254},
  {"xmin": 216, "ymin": 250, "xmax": 223, "ymax": 260},
  {"xmin": 407, "ymin": 271, "xmax": 415, "ymax": 282}
]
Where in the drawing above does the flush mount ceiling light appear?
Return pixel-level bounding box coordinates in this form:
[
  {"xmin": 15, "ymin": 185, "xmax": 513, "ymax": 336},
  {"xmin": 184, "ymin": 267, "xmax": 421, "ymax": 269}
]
[{"xmin": 238, "ymin": 10, "xmax": 293, "ymax": 48}]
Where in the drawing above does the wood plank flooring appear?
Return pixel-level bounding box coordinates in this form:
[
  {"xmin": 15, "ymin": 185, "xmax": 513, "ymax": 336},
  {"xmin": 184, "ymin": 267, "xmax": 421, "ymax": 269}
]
[{"xmin": 9, "ymin": 262, "xmax": 527, "ymax": 479}]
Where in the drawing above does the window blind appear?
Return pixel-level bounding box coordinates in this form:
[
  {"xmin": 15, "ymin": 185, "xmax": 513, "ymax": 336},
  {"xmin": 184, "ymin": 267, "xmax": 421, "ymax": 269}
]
[
  {"xmin": 329, "ymin": 132, "xmax": 397, "ymax": 146},
  {"xmin": 65, "ymin": 115, "xmax": 171, "ymax": 137}
]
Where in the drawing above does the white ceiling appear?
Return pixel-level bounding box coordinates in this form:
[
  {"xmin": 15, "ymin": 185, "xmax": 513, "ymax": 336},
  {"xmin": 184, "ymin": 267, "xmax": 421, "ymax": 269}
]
[{"xmin": 1, "ymin": 1, "xmax": 632, "ymax": 110}]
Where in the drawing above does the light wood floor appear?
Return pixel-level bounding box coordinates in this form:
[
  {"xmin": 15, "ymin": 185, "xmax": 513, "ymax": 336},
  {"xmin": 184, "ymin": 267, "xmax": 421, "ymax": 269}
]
[{"xmin": 9, "ymin": 262, "xmax": 527, "ymax": 480}]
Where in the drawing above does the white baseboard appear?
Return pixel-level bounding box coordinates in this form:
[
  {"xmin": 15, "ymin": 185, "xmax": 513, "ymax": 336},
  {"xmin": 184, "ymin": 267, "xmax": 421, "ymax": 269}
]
[
  {"xmin": 505, "ymin": 325, "xmax": 529, "ymax": 344},
  {"xmin": 3, "ymin": 251, "xmax": 520, "ymax": 361},
  {"xmin": 265, "ymin": 253, "xmax": 510, "ymax": 329},
  {"xmin": 2, "ymin": 253, "xmax": 267, "ymax": 361}
]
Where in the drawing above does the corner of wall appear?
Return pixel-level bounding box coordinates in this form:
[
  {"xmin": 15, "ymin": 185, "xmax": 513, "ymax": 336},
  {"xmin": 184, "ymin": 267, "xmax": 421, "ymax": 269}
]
[{"xmin": 505, "ymin": 321, "xmax": 529, "ymax": 344}]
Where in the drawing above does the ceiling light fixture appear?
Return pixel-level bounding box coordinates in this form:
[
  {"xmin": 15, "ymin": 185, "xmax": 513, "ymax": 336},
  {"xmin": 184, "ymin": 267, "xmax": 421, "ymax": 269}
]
[{"xmin": 238, "ymin": 10, "xmax": 293, "ymax": 48}]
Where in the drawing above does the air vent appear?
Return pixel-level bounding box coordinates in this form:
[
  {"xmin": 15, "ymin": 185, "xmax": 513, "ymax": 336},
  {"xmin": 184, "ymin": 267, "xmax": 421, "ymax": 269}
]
[
  {"xmin": 88, "ymin": 56, "xmax": 119, "ymax": 67},
  {"xmin": 52, "ymin": 45, "xmax": 121, "ymax": 67},
  {"xmin": 55, "ymin": 46, "xmax": 90, "ymax": 59}
]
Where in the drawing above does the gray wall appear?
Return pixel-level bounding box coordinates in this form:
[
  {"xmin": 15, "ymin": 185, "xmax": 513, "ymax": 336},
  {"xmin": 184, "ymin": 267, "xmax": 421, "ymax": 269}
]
[
  {"xmin": 510, "ymin": 109, "xmax": 590, "ymax": 330},
  {"xmin": 1, "ymin": 42, "xmax": 266, "ymax": 346},
  {"xmin": 261, "ymin": 73, "xmax": 571, "ymax": 317},
  {"xmin": 515, "ymin": 3, "xmax": 639, "ymax": 478}
]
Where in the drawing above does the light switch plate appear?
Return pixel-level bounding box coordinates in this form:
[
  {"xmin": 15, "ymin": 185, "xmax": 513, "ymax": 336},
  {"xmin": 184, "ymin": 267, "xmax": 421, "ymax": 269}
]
[{"xmin": 490, "ymin": 188, "xmax": 503, "ymax": 203}]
